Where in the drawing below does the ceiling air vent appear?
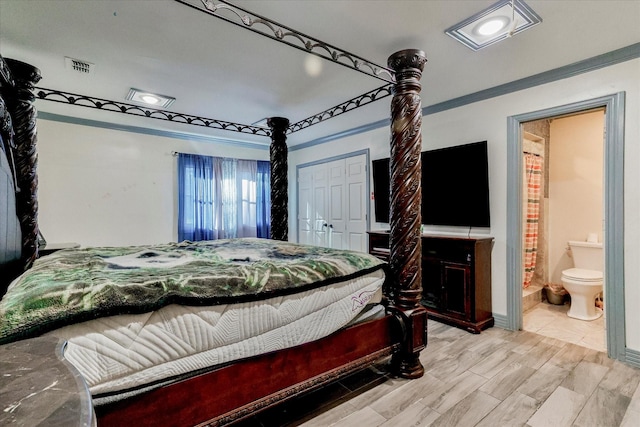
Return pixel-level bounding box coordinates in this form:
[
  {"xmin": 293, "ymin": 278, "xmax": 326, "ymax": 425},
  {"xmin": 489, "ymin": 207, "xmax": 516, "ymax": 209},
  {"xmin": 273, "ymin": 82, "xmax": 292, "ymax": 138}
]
[{"xmin": 65, "ymin": 57, "xmax": 94, "ymax": 74}]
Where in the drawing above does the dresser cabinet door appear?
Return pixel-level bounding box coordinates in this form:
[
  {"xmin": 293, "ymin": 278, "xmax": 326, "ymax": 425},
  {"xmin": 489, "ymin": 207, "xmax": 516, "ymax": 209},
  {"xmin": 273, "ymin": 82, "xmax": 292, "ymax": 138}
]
[
  {"xmin": 422, "ymin": 254, "xmax": 442, "ymax": 309},
  {"xmin": 441, "ymin": 261, "xmax": 471, "ymax": 320}
]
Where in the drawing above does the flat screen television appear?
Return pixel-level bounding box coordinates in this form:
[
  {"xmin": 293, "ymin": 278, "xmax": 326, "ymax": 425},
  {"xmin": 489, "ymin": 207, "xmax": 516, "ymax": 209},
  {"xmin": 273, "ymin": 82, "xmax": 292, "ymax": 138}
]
[{"xmin": 372, "ymin": 141, "xmax": 491, "ymax": 228}]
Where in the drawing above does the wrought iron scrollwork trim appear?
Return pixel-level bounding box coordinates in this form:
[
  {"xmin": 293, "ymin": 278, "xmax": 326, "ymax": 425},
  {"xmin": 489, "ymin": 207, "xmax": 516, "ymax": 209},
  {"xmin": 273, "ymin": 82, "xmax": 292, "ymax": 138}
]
[
  {"xmin": 35, "ymin": 88, "xmax": 272, "ymax": 137},
  {"xmin": 288, "ymin": 84, "xmax": 393, "ymax": 133},
  {"xmin": 35, "ymin": 86, "xmax": 394, "ymax": 138},
  {"xmin": 175, "ymin": 0, "xmax": 395, "ymax": 83}
]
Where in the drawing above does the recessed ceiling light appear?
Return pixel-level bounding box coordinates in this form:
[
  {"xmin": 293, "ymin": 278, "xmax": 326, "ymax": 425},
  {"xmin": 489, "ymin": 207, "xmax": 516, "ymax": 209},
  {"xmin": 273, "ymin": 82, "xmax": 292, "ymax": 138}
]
[
  {"xmin": 445, "ymin": 0, "xmax": 542, "ymax": 51},
  {"xmin": 141, "ymin": 94, "xmax": 161, "ymax": 105},
  {"xmin": 126, "ymin": 88, "xmax": 175, "ymax": 108},
  {"xmin": 475, "ymin": 17, "xmax": 510, "ymax": 36}
]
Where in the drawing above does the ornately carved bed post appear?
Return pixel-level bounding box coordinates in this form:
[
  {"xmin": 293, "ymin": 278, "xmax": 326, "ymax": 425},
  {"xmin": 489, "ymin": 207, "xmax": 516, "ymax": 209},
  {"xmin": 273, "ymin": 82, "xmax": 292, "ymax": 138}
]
[
  {"xmin": 387, "ymin": 49, "xmax": 428, "ymax": 379},
  {"xmin": 267, "ymin": 117, "xmax": 290, "ymax": 241},
  {"xmin": 3, "ymin": 58, "xmax": 41, "ymax": 269}
]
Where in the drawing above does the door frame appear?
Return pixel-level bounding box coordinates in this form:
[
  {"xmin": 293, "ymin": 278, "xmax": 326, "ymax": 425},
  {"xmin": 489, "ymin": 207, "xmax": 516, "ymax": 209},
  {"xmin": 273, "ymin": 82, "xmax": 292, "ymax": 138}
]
[
  {"xmin": 506, "ymin": 92, "xmax": 626, "ymax": 361},
  {"xmin": 296, "ymin": 149, "xmax": 371, "ymax": 246}
]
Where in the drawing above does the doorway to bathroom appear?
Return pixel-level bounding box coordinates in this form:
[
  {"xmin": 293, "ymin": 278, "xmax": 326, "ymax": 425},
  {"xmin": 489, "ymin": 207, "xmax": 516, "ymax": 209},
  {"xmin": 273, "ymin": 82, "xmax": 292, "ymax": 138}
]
[
  {"xmin": 506, "ymin": 93, "xmax": 626, "ymax": 362},
  {"xmin": 520, "ymin": 109, "xmax": 606, "ymax": 352}
]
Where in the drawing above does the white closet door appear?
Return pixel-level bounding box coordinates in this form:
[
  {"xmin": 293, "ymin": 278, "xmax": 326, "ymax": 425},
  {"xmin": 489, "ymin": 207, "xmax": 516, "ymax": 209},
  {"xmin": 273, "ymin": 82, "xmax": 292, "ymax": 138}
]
[
  {"xmin": 345, "ymin": 154, "xmax": 368, "ymax": 252},
  {"xmin": 312, "ymin": 165, "xmax": 329, "ymax": 247},
  {"xmin": 297, "ymin": 153, "xmax": 368, "ymax": 252},
  {"xmin": 327, "ymin": 159, "xmax": 346, "ymax": 249},
  {"xmin": 297, "ymin": 167, "xmax": 314, "ymax": 246}
]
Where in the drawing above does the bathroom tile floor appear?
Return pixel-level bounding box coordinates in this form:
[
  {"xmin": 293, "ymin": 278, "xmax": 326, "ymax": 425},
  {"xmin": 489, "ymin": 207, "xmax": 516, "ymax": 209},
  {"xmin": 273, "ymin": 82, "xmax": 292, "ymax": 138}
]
[{"xmin": 523, "ymin": 301, "xmax": 606, "ymax": 353}]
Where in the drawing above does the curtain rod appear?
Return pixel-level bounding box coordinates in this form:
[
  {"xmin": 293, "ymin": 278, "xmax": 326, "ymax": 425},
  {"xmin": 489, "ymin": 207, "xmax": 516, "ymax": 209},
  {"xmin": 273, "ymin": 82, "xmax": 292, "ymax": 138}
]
[
  {"xmin": 171, "ymin": 151, "xmax": 271, "ymax": 163},
  {"xmin": 523, "ymin": 150, "xmax": 543, "ymax": 157}
]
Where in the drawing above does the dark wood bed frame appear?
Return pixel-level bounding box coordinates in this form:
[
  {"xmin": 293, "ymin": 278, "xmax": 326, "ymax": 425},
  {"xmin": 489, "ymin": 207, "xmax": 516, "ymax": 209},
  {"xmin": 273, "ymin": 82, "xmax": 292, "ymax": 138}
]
[{"xmin": 0, "ymin": 45, "xmax": 427, "ymax": 426}]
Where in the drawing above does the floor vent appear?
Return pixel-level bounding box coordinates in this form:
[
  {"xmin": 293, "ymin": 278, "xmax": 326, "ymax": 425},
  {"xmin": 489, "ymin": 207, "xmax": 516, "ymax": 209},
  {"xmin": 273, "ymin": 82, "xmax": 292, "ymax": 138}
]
[{"xmin": 65, "ymin": 57, "xmax": 94, "ymax": 74}]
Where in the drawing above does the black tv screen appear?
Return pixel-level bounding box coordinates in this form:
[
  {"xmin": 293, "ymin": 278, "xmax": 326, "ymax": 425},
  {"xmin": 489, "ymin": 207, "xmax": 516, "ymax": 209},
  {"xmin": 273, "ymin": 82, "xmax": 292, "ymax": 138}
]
[
  {"xmin": 372, "ymin": 141, "xmax": 490, "ymax": 227},
  {"xmin": 372, "ymin": 157, "xmax": 391, "ymax": 224}
]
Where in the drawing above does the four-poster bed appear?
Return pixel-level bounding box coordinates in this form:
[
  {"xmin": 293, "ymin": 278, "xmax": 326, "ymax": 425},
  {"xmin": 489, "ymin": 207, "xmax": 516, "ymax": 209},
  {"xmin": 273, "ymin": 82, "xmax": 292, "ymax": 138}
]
[{"xmin": 0, "ymin": 3, "xmax": 428, "ymax": 425}]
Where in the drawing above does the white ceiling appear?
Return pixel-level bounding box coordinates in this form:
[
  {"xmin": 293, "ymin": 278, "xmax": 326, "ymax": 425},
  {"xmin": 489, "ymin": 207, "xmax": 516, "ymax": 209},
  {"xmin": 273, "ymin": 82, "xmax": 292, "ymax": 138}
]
[{"xmin": 1, "ymin": 0, "xmax": 639, "ymax": 148}]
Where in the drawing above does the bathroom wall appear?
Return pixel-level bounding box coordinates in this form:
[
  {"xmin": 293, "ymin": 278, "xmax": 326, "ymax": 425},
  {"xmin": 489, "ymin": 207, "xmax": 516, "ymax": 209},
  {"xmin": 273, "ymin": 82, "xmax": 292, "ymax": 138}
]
[{"xmin": 548, "ymin": 110, "xmax": 605, "ymax": 283}]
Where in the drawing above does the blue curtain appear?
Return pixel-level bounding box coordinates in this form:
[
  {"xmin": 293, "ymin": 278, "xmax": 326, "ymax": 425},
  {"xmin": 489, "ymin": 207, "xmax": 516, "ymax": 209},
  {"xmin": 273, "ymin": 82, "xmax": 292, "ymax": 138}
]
[
  {"xmin": 178, "ymin": 153, "xmax": 215, "ymax": 241},
  {"xmin": 221, "ymin": 158, "xmax": 238, "ymax": 238},
  {"xmin": 178, "ymin": 154, "xmax": 271, "ymax": 241},
  {"xmin": 256, "ymin": 160, "xmax": 271, "ymax": 238}
]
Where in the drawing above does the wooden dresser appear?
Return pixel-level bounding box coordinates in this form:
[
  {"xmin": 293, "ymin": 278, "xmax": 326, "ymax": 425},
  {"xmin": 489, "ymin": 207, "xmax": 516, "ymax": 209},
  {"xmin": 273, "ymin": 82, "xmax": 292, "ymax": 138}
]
[{"xmin": 368, "ymin": 230, "xmax": 494, "ymax": 333}]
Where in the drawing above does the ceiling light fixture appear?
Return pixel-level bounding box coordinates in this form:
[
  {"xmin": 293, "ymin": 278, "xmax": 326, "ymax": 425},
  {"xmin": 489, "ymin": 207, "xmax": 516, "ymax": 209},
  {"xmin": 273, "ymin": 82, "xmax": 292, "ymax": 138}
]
[
  {"xmin": 126, "ymin": 88, "xmax": 175, "ymax": 108},
  {"xmin": 476, "ymin": 17, "xmax": 509, "ymax": 36},
  {"xmin": 141, "ymin": 94, "xmax": 161, "ymax": 105},
  {"xmin": 445, "ymin": 0, "xmax": 542, "ymax": 51}
]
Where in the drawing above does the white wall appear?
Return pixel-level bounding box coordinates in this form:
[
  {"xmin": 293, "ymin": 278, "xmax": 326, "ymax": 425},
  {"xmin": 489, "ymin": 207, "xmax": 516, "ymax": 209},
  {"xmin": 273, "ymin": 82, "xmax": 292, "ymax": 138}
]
[
  {"xmin": 288, "ymin": 58, "xmax": 640, "ymax": 351},
  {"xmin": 36, "ymin": 120, "xmax": 268, "ymax": 247},
  {"xmin": 548, "ymin": 111, "xmax": 605, "ymax": 284}
]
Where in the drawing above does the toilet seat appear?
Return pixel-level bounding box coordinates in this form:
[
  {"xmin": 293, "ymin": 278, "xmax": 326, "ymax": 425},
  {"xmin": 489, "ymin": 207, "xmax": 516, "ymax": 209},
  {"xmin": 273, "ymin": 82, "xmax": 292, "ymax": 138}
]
[{"xmin": 561, "ymin": 268, "xmax": 603, "ymax": 282}]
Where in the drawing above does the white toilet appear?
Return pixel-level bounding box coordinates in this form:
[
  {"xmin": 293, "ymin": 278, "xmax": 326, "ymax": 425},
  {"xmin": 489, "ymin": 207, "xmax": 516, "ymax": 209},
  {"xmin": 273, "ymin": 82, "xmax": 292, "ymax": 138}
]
[{"xmin": 561, "ymin": 240, "xmax": 603, "ymax": 321}]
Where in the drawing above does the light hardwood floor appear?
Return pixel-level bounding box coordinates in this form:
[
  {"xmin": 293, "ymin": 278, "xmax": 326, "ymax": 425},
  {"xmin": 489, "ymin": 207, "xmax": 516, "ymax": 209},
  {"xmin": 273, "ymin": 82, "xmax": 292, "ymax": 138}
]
[{"xmin": 236, "ymin": 320, "xmax": 640, "ymax": 427}]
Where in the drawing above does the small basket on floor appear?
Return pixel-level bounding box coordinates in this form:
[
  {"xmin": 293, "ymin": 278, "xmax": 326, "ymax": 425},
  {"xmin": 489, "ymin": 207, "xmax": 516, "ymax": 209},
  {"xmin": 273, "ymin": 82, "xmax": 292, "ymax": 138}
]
[{"xmin": 545, "ymin": 283, "xmax": 566, "ymax": 305}]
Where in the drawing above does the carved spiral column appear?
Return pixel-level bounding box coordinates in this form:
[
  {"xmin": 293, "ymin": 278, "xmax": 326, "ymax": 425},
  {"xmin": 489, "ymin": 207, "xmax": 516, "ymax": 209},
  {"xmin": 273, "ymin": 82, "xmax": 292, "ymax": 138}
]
[
  {"xmin": 4, "ymin": 58, "xmax": 41, "ymax": 269},
  {"xmin": 268, "ymin": 117, "xmax": 289, "ymax": 241},
  {"xmin": 387, "ymin": 49, "xmax": 428, "ymax": 379}
]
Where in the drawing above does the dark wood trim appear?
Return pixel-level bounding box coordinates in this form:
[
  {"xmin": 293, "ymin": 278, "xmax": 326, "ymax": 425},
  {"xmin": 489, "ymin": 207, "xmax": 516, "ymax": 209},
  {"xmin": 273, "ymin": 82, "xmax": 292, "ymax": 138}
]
[
  {"xmin": 2, "ymin": 57, "xmax": 41, "ymax": 271},
  {"xmin": 268, "ymin": 116, "xmax": 289, "ymax": 241},
  {"xmin": 387, "ymin": 49, "xmax": 428, "ymax": 378}
]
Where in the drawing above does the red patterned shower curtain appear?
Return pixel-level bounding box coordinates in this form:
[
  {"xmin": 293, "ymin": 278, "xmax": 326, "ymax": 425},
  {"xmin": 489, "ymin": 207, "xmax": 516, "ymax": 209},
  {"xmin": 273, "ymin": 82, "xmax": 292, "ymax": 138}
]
[{"xmin": 523, "ymin": 153, "xmax": 543, "ymax": 289}]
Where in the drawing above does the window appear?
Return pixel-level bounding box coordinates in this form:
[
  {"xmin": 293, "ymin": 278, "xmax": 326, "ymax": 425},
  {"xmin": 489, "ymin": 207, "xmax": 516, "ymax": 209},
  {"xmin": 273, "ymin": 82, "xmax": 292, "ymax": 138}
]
[{"xmin": 178, "ymin": 153, "xmax": 270, "ymax": 241}]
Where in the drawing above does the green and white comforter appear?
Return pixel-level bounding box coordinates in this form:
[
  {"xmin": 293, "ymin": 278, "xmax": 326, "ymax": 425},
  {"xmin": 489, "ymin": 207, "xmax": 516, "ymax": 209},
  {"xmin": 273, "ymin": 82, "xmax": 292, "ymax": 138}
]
[{"xmin": 0, "ymin": 238, "xmax": 385, "ymax": 345}]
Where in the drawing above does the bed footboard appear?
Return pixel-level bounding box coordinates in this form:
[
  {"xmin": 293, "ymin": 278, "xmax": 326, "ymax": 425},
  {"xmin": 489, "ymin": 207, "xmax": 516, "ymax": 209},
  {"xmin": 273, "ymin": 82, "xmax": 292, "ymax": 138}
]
[{"xmin": 96, "ymin": 315, "xmax": 401, "ymax": 427}]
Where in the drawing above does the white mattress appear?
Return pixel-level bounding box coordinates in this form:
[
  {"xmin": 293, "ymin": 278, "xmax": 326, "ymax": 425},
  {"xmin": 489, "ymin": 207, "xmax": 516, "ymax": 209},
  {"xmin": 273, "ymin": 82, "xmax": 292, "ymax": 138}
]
[{"xmin": 46, "ymin": 269, "xmax": 385, "ymax": 397}]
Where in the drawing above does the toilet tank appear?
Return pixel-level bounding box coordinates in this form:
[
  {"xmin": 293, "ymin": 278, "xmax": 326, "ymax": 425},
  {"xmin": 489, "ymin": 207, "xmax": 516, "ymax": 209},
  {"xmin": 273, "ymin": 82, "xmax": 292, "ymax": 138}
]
[{"xmin": 568, "ymin": 241, "xmax": 603, "ymax": 271}]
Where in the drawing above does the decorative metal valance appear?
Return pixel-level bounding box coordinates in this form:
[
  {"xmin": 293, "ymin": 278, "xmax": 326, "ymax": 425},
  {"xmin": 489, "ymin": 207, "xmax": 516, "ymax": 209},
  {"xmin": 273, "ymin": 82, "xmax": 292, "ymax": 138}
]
[
  {"xmin": 34, "ymin": 1, "xmax": 401, "ymax": 141},
  {"xmin": 175, "ymin": 0, "xmax": 395, "ymax": 83},
  {"xmin": 289, "ymin": 85, "xmax": 393, "ymax": 133},
  {"xmin": 36, "ymin": 88, "xmax": 272, "ymax": 137},
  {"xmin": 36, "ymin": 84, "xmax": 394, "ymax": 137}
]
